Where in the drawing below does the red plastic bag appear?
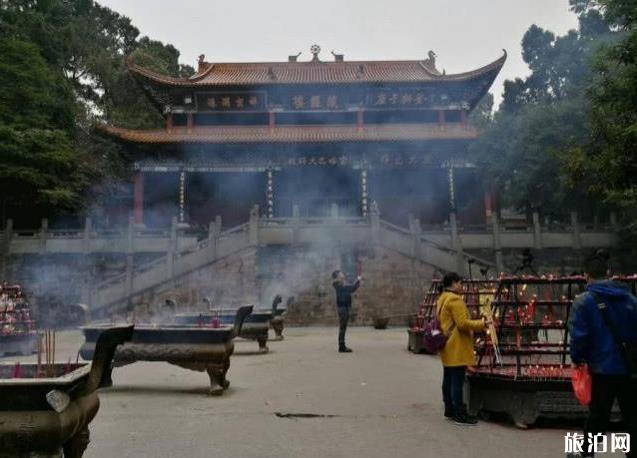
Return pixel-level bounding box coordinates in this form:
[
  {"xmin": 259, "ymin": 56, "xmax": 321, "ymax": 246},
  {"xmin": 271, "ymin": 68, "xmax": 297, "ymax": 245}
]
[{"xmin": 572, "ymin": 365, "xmax": 592, "ymax": 405}]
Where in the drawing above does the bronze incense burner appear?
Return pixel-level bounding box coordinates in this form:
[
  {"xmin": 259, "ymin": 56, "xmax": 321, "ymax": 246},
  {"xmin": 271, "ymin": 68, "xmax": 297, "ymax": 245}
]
[
  {"xmin": 80, "ymin": 305, "xmax": 252, "ymax": 395},
  {"xmin": 0, "ymin": 325, "xmax": 133, "ymax": 458}
]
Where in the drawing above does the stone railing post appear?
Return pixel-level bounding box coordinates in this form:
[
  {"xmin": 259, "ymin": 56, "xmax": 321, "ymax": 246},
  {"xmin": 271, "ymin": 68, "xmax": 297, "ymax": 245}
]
[
  {"xmin": 249, "ymin": 205, "xmax": 259, "ymax": 245},
  {"xmin": 492, "ymin": 213, "xmax": 504, "ymax": 273},
  {"xmin": 532, "ymin": 211, "xmax": 542, "ymax": 250},
  {"xmin": 370, "ymin": 206, "xmax": 380, "ymax": 247},
  {"xmin": 448, "ymin": 212, "xmax": 465, "ymax": 274},
  {"xmin": 411, "ymin": 217, "xmax": 422, "ymax": 259},
  {"xmin": 571, "ymin": 211, "xmax": 582, "ymax": 249},
  {"xmin": 330, "ymin": 203, "xmax": 339, "ymax": 219},
  {"xmin": 169, "ymin": 216, "xmax": 177, "ymax": 281},
  {"xmin": 207, "ymin": 220, "xmax": 219, "ymax": 262},
  {"xmin": 40, "ymin": 218, "xmax": 48, "ymax": 254},
  {"xmin": 292, "ymin": 204, "xmax": 300, "ymax": 245},
  {"xmin": 610, "ymin": 211, "xmax": 618, "ymax": 231},
  {"xmin": 449, "ymin": 211, "xmax": 460, "ymax": 250}
]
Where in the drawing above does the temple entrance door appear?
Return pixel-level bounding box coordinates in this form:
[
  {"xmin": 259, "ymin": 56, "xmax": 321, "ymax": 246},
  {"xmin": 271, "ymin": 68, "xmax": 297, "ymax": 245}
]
[
  {"xmin": 275, "ymin": 167, "xmax": 360, "ymax": 217},
  {"xmin": 187, "ymin": 172, "xmax": 266, "ymax": 229},
  {"xmin": 369, "ymin": 169, "xmax": 448, "ymax": 227}
]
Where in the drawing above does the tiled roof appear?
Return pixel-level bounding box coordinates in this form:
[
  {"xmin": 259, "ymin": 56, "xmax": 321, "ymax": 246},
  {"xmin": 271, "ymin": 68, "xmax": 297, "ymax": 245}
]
[
  {"xmin": 128, "ymin": 52, "xmax": 506, "ymax": 86},
  {"xmin": 100, "ymin": 123, "xmax": 477, "ymax": 144}
]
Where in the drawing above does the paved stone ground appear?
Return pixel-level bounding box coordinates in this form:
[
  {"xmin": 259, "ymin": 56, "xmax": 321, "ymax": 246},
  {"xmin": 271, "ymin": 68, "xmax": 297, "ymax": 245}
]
[{"xmin": 1, "ymin": 327, "xmax": 616, "ymax": 458}]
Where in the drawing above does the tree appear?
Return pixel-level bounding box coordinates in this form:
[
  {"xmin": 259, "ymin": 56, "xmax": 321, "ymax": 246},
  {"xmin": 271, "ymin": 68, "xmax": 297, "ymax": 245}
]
[
  {"xmin": 554, "ymin": 0, "xmax": 637, "ymax": 239},
  {"xmin": 0, "ymin": 0, "xmax": 194, "ymax": 225},
  {"xmin": 470, "ymin": 5, "xmax": 612, "ymax": 220}
]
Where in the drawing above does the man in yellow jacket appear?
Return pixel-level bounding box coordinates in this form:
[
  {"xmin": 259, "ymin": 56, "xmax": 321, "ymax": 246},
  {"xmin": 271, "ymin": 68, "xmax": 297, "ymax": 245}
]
[{"xmin": 436, "ymin": 272, "xmax": 489, "ymax": 426}]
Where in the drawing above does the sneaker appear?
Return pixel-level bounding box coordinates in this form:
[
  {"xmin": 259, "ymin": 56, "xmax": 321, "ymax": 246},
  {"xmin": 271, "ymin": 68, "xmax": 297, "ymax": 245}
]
[
  {"xmin": 339, "ymin": 347, "xmax": 353, "ymax": 353},
  {"xmin": 452, "ymin": 414, "xmax": 478, "ymax": 426},
  {"xmin": 444, "ymin": 406, "xmax": 453, "ymax": 418}
]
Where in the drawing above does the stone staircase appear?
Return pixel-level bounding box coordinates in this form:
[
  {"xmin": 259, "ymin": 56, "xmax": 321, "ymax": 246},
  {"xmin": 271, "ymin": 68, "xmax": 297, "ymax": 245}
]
[{"xmin": 90, "ymin": 217, "xmax": 493, "ymax": 315}]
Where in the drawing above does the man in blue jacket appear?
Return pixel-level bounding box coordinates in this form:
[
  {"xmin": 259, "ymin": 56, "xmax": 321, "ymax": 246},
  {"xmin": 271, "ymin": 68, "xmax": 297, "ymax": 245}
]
[
  {"xmin": 332, "ymin": 270, "xmax": 361, "ymax": 353},
  {"xmin": 569, "ymin": 252, "xmax": 637, "ymax": 457}
]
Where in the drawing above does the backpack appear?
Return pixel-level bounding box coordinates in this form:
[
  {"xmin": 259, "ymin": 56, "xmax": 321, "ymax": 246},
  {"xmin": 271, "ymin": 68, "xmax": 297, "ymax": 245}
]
[{"xmin": 423, "ymin": 297, "xmax": 455, "ymax": 354}]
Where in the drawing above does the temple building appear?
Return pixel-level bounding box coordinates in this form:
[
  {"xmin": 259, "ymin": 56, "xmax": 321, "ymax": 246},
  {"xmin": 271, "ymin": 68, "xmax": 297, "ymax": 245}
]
[{"xmin": 103, "ymin": 46, "xmax": 506, "ymax": 230}]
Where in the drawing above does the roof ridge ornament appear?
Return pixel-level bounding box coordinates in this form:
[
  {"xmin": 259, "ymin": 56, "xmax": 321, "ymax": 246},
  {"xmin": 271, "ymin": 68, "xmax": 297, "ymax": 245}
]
[
  {"xmin": 197, "ymin": 54, "xmax": 206, "ymax": 73},
  {"xmin": 310, "ymin": 44, "xmax": 321, "ymax": 63},
  {"xmin": 423, "ymin": 50, "xmax": 439, "ymax": 73}
]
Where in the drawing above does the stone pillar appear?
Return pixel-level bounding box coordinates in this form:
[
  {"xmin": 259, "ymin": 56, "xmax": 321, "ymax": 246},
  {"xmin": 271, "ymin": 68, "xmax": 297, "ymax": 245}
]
[
  {"xmin": 331, "ymin": 203, "xmax": 339, "ymax": 219},
  {"xmin": 178, "ymin": 170, "xmax": 186, "ymax": 225},
  {"xmin": 449, "ymin": 211, "xmax": 459, "ymax": 250},
  {"xmin": 40, "ymin": 218, "xmax": 48, "ymax": 255},
  {"xmin": 81, "ymin": 217, "xmax": 92, "ymax": 304},
  {"xmin": 1, "ymin": 219, "xmax": 13, "ymax": 280},
  {"xmin": 292, "ymin": 204, "xmax": 300, "ymax": 245},
  {"xmin": 610, "ymin": 211, "xmax": 618, "ymax": 231},
  {"xmin": 207, "ymin": 219, "xmax": 220, "ymax": 262},
  {"xmin": 126, "ymin": 216, "xmax": 135, "ymax": 306},
  {"xmin": 532, "ymin": 211, "xmax": 542, "ymax": 250},
  {"xmin": 266, "ymin": 169, "xmax": 274, "ymax": 218},
  {"xmin": 370, "ymin": 203, "xmax": 381, "ymax": 247},
  {"xmin": 168, "ymin": 216, "xmax": 178, "ymax": 281},
  {"xmin": 448, "ymin": 167, "xmax": 456, "ymax": 212},
  {"xmin": 249, "ymin": 205, "xmax": 259, "ymax": 246},
  {"xmin": 492, "ymin": 212, "xmax": 504, "ymax": 273},
  {"xmin": 571, "ymin": 211, "xmax": 582, "ymax": 249},
  {"xmin": 133, "ymin": 171, "xmax": 144, "ymax": 227},
  {"xmin": 360, "ymin": 169, "xmax": 368, "ymax": 217},
  {"xmin": 411, "ymin": 217, "xmax": 422, "ymax": 259},
  {"xmin": 357, "ymin": 108, "xmax": 364, "ymax": 131}
]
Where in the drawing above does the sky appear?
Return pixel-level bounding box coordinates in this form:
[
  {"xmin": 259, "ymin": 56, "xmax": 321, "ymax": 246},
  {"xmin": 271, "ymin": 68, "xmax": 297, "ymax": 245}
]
[{"xmin": 97, "ymin": 0, "xmax": 579, "ymax": 107}]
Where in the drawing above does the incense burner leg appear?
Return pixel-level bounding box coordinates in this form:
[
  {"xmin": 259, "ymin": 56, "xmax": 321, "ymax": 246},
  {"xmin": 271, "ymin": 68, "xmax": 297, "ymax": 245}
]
[
  {"xmin": 206, "ymin": 366, "xmax": 230, "ymax": 396},
  {"xmin": 271, "ymin": 320, "xmax": 284, "ymax": 340},
  {"xmin": 257, "ymin": 337, "xmax": 269, "ymax": 353},
  {"xmin": 62, "ymin": 426, "xmax": 90, "ymax": 458}
]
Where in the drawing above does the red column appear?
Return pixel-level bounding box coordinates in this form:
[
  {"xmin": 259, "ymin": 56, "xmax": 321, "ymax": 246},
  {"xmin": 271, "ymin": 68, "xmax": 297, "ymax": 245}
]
[
  {"xmin": 133, "ymin": 171, "xmax": 144, "ymax": 225},
  {"xmin": 484, "ymin": 189, "xmax": 492, "ymax": 221},
  {"xmin": 460, "ymin": 110, "xmax": 468, "ymax": 127},
  {"xmin": 166, "ymin": 113, "xmax": 173, "ymax": 132},
  {"xmin": 187, "ymin": 113, "xmax": 194, "ymax": 133},
  {"xmin": 357, "ymin": 108, "xmax": 364, "ymax": 131},
  {"xmin": 269, "ymin": 110, "xmax": 276, "ymax": 129},
  {"xmin": 438, "ymin": 110, "xmax": 446, "ymax": 129}
]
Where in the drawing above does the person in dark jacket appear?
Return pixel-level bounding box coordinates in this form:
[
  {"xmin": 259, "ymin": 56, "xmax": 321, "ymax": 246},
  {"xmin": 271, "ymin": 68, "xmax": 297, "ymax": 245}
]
[
  {"xmin": 569, "ymin": 251, "xmax": 637, "ymax": 457},
  {"xmin": 332, "ymin": 270, "xmax": 361, "ymax": 353}
]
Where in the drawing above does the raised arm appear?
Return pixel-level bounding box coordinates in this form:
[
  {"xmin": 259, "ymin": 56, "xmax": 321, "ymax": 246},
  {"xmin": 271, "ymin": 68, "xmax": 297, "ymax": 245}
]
[{"xmin": 347, "ymin": 280, "xmax": 361, "ymax": 294}]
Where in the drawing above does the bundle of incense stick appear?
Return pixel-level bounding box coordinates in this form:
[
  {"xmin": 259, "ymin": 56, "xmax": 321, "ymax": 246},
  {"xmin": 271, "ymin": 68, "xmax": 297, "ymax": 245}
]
[
  {"xmin": 36, "ymin": 333, "xmax": 42, "ymax": 377},
  {"xmin": 482, "ymin": 301, "xmax": 502, "ymax": 365},
  {"xmin": 42, "ymin": 329, "xmax": 56, "ymax": 377}
]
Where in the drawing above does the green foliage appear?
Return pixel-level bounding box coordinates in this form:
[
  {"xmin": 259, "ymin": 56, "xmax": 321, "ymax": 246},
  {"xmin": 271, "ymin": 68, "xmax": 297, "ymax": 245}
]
[
  {"xmin": 0, "ymin": 0, "xmax": 192, "ymax": 222},
  {"xmin": 0, "ymin": 126, "xmax": 87, "ymax": 211},
  {"xmin": 0, "ymin": 37, "xmax": 74, "ymax": 130},
  {"xmin": 562, "ymin": 0, "xmax": 637, "ymax": 238},
  {"xmin": 471, "ymin": 5, "xmax": 613, "ymax": 220}
]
